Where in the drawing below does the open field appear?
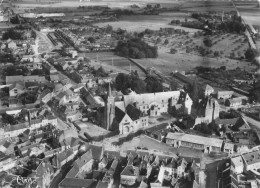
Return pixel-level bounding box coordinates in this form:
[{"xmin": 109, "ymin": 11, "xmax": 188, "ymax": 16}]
[
  {"xmin": 239, "ymin": 9, "xmax": 260, "ymax": 26},
  {"xmin": 146, "ymin": 32, "xmax": 249, "ymax": 58},
  {"xmin": 134, "ymin": 52, "xmax": 255, "ymax": 74},
  {"xmin": 94, "ymin": 15, "xmax": 200, "ymax": 33},
  {"xmin": 85, "ymin": 52, "xmax": 147, "ymax": 77}
]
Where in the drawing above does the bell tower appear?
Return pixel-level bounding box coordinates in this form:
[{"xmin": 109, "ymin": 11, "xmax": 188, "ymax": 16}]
[{"xmin": 105, "ymin": 82, "xmax": 115, "ymax": 130}]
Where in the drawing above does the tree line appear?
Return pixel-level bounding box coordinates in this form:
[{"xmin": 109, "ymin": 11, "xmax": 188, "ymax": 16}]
[
  {"xmin": 115, "ymin": 38, "xmax": 158, "ymax": 59},
  {"xmin": 115, "ymin": 72, "xmax": 163, "ymax": 94}
]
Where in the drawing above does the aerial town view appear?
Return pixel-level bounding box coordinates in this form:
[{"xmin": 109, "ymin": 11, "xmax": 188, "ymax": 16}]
[{"xmin": 1, "ymin": 0, "xmax": 260, "ymax": 187}]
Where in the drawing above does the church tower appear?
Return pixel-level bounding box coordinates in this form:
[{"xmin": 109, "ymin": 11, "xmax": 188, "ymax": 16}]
[
  {"xmin": 184, "ymin": 93, "xmax": 193, "ymax": 115},
  {"xmin": 205, "ymin": 98, "xmax": 219, "ymax": 123},
  {"xmin": 105, "ymin": 82, "xmax": 115, "ymax": 130},
  {"xmin": 205, "ymin": 98, "xmax": 213, "ymax": 122}
]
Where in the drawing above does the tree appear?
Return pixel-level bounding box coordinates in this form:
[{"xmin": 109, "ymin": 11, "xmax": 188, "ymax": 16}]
[
  {"xmin": 31, "ymin": 30, "xmax": 36, "ymax": 39},
  {"xmin": 164, "ymin": 39, "xmax": 169, "ymax": 45},
  {"xmin": 245, "ymin": 48, "xmax": 259, "ymax": 61},
  {"xmin": 115, "ymin": 72, "xmax": 146, "ymax": 94},
  {"xmin": 214, "ymin": 51, "xmax": 220, "ymax": 57},
  {"xmin": 250, "ymin": 80, "xmax": 260, "ymax": 103},
  {"xmin": 115, "ymin": 73, "xmax": 131, "ymax": 93},
  {"xmin": 10, "ymin": 15, "xmax": 20, "ymax": 24},
  {"xmin": 194, "ymin": 123, "xmax": 212, "ymax": 135},
  {"xmin": 31, "ymin": 69, "xmax": 44, "ymax": 76},
  {"xmin": 93, "ymin": 66, "xmax": 108, "ymax": 77},
  {"xmin": 186, "ymin": 46, "xmax": 192, "ymax": 53},
  {"xmin": 2, "ymin": 113, "xmax": 17, "ymax": 125},
  {"xmin": 156, "ymin": 38, "xmax": 162, "ymax": 44},
  {"xmin": 146, "ymin": 4, "xmax": 152, "ymax": 9},
  {"xmin": 145, "ymin": 75, "xmax": 163, "ymax": 93},
  {"xmin": 105, "ymin": 25, "xmax": 113, "ymax": 33},
  {"xmin": 2, "ymin": 29, "xmax": 23, "ymax": 40},
  {"xmin": 115, "ymin": 38, "xmax": 158, "ymax": 59},
  {"xmin": 132, "ymin": 79, "xmax": 146, "ymax": 93},
  {"xmin": 203, "ymin": 38, "xmax": 213, "ymax": 47},
  {"xmin": 88, "ymin": 37, "xmax": 96, "ymax": 43},
  {"xmin": 170, "ymin": 48, "xmax": 177, "ymax": 54}
]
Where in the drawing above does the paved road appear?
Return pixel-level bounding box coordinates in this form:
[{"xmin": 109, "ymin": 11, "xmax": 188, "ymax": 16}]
[{"xmin": 241, "ymin": 113, "xmax": 260, "ymax": 129}]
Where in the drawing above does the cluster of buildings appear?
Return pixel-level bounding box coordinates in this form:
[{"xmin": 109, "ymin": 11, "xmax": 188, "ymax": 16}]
[
  {"xmin": 57, "ymin": 146, "xmax": 200, "ymax": 188},
  {"xmin": 46, "ymin": 26, "xmax": 116, "ymax": 52},
  {"xmin": 218, "ymin": 149, "xmax": 260, "ymax": 188},
  {"xmin": 1, "ymin": 38, "xmax": 35, "ymax": 55}
]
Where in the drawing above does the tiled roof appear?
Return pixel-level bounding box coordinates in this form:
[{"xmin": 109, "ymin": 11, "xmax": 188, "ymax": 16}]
[
  {"xmin": 66, "ymin": 165, "xmax": 79, "ymax": 178},
  {"xmin": 115, "ymin": 107, "xmax": 126, "ymax": 123},
  {"xmin": 57, "ymin": 149, "xmax": 74, "ymax": 163},
  {"xmin": 232, "ymin": 117, "xmax": 250, "ymax": 131},
  {"xmin": 126, "ymin": 104, "xmax": 141, "ymax": 121},
  {"xmin": 59, "ymin": 178, "xmax": 97, "ymax": 188}
]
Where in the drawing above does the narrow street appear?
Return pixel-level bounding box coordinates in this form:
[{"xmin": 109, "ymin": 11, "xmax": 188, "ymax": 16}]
[{"xmin": 32, "ymin": 28, "xmax": 55, "ymax": 52}]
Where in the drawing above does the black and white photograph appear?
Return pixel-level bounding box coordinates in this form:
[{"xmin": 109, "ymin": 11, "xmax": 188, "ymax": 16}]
[{"xmin": 0, "ymin": 0, "xmax": 260, "ymax": 187}]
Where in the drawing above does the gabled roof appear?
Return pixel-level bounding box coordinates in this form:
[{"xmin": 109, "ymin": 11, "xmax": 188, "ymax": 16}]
[
  {"xmin": 232, "ymin": 117, "xmax": 250, "ymax": 131},
  {"xmin": 56, "ymin": 91, "xmax": 66, "ymax": 100},
  {"xmin": 55, "ymin": 149, "xmax": 74, "ymax": 164},
  {"xmin": 121, "ymin": 165, "xmax": 139, "ymax": 176},
  {"xmin": 203, "ymin": 84, "xmax": 214, "ymax": 91},
  {"xmin": 177, "ymin": 158, "xmax": 187, "ymax": 169},
  {"xmin": 9, "ymin": 82, "xmax": 25, "ymax": 91},
  {"xmin": 115, "ymin": 106, "xmax": 126, "ymax": 123},
  {"xmin": 126, "ymin": 104, "xmax": 142, "ymax": 121},
  {"xmin": 74, "ymin": 149, "xmax": 93, "ymax": 168}
]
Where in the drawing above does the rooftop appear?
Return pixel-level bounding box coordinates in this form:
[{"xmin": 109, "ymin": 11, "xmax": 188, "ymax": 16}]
[
  {"xmin": 166, "ymin": 132, "xmax": 223, "ymax": 148},
  {"xmin": 121, "ymin": 165, "xmax": 138, "ymax": 176},
  {"xmin": 59, "ymin": 178, "xmax": 97, "ymax": 188},
  {"xmin": 242, "ymin": 150, "xmax": 260, "ymax": 165}
]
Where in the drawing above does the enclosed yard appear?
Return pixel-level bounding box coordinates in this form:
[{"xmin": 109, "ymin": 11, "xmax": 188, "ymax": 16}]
[{"xmin": 75, "ymin": 121, "xmax": 110, "ymax": 137}]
